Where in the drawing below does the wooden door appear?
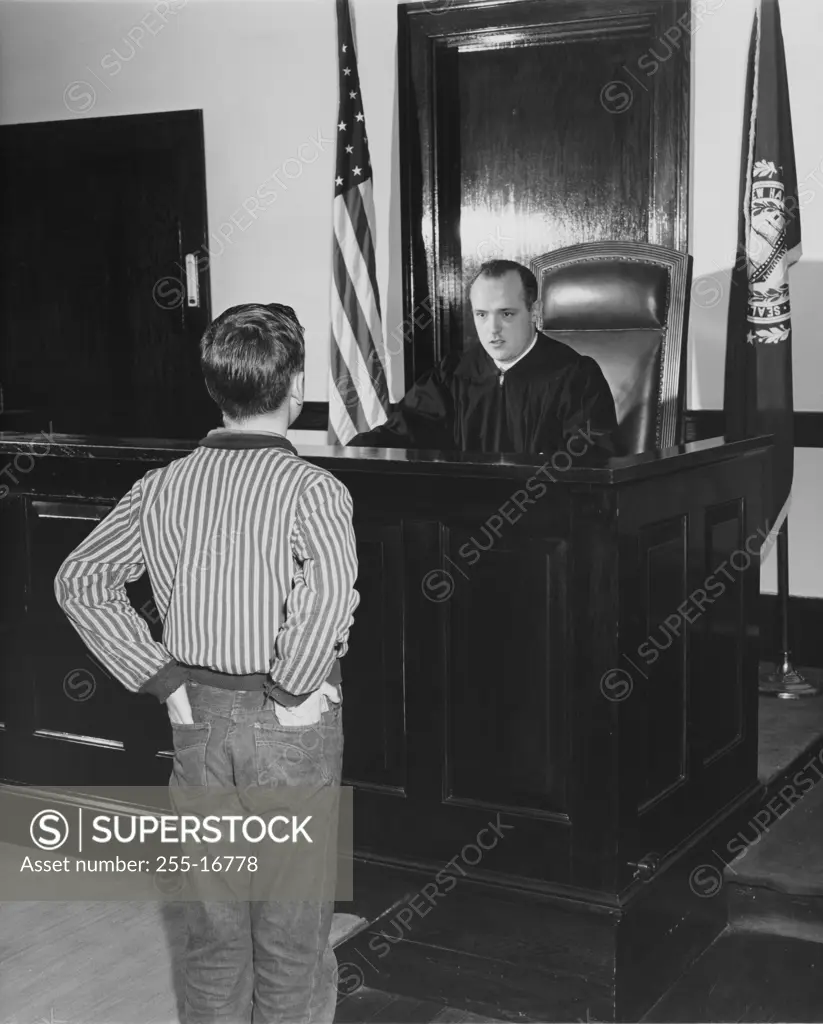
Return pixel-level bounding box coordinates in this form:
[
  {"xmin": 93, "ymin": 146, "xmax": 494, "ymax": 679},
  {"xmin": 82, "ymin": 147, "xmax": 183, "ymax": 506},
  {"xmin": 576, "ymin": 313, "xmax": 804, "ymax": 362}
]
[
  {"xmin": 399, "ymin": 0, "xmax": 690, "ymax": 383},
  {"xmin": 0, "ymin": 110, "xmax": 214, "ymax": 440}
]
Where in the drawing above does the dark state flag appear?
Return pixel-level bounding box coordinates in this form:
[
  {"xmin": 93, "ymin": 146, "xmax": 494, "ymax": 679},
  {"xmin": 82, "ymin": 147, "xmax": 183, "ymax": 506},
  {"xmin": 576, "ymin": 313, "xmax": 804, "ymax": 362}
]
[{"xmin": 723, "ymin": 0, "xmax": 801, "ymax": 557}]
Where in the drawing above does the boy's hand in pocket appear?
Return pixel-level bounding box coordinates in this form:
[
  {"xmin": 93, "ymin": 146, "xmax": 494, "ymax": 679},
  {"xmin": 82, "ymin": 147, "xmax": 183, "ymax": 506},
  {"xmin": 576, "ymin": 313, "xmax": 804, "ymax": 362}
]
[
  {"xmin": 274, "ymin": 688, "xmax": 324, "ymax": 727},
  {"xmin": 166, "ymin": 684, "xmax": 195, "ymax": 725}
]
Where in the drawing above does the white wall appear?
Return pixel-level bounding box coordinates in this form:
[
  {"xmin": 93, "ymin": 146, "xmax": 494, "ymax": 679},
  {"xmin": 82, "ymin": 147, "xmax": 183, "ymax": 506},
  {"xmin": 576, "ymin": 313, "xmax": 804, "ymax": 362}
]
[
  {"xmin": 1, "ymin": 0, "xmax": 821, "ymax": 591},
  {"xmin": 0, "ymin": 0, "xmax": 410, "ymax": 446}
]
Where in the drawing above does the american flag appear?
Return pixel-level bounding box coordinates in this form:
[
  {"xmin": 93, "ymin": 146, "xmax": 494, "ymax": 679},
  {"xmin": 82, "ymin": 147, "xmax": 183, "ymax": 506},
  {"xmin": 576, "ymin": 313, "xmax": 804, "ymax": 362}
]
[{"xmin": 327, "ymin": 0, "xmax": 390, "ymax": 445}]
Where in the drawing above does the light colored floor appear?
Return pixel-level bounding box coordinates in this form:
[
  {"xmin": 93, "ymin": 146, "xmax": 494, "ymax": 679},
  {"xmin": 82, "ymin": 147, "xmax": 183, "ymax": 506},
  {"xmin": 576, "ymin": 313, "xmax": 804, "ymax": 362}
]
[
  {"xmin": 1, "ymin": 898, "xmax": 187, "ymax": 1024},
  {"xmin": 0, "ymin": 840, "xmax": 365, "ymax": 1024}
]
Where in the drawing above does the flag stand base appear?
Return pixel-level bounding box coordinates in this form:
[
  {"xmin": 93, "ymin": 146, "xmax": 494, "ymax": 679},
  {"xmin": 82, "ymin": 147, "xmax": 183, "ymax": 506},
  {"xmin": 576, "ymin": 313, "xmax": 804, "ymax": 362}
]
[
  {"xmin": 759, "ymin": 655, "xmax": 822, "ymax": 699},
  {"xmin": 758, "ymin": 521, "xmax": 819, "ymax": 698}
]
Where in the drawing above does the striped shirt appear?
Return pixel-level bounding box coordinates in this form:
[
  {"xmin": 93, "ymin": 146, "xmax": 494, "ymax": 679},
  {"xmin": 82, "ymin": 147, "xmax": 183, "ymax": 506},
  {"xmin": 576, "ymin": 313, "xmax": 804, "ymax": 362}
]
[{"xmin": 54, "ymin": 431, "xmax": 360, "ymax": 705}]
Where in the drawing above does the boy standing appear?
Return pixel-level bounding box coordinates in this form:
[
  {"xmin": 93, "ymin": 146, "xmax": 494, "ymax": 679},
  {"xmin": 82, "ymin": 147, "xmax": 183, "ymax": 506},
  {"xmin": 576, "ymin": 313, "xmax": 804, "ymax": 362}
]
[{"xmin": 54, "ymin": 303, "xmax": 359, "ymax": 1023}]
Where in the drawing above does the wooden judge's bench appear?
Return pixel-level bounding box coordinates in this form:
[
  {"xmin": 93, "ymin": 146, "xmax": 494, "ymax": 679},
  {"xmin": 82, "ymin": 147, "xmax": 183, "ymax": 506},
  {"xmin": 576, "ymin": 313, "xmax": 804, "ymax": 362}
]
[
  {"xmin": 0, "ymin": 0, "xmax": 778, "ymax": 1018},
  {"xmin": 0, "ymin": 431, "xmax": 771, "ymax": 1021}
]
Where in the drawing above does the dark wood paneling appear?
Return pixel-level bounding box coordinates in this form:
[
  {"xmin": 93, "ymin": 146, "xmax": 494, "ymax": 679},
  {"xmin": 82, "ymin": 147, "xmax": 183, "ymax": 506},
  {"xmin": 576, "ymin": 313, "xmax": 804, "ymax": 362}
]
[
  {"xmin": 344, "ymin": 505, "xmax": 576, "ymax": 884},
  {"xmin": 446, "ymin": 535, "xmax": 568, "ymax": 815},
  {"xmin": 337, "ymin": 874, "xmax": 619, "ymax": 1022},
  {"xmin": 0, "ymin": 431, "xmax": 771, "ymax": 1024},
  {"xmin": 341, "ymin": 525, "xmax": 406, "ymax": 793},
  {"xmin": 569, "ymin": 488, "xmax": 620, "ymax": 893},
  {"xmin": 29, "ymin": 503, "xmax": 136, "ymax": 747},
  {"xmin": 11, "ymin": 404, "xmax": 818, "ymax": 451},
  {"xmin": 255, "ymin": 407, "xmax": 823, "ymax": 452},
  {"xmin": 0, "ymin": 433, "xmax": 768, "ymax": 888},
  {"xmin": 684, "ymin": 410, "xmax": 823, "ymax": 448},
  {"xmin": 399, "ymin": 0, "xmax": 690, "ymax": 383},
  {"xmin": 0, "ymin": 110, "xmax": 213, "ymax": 441},
  {"xmin": 635, "ymin": 516, "xmax": 689, "ymax": 811},
  {"xmin": 10, "ymin": 500, "xmax": 174, "ymax": 786},
  {"xmin": 0, "ymin": 496, "xmax": 30, "ymax": 741},
  {"xmin": 291, "ymin": 402, "xmax": 330, "ymax": 432},
  {"xmin": 335, "ymin": 825, "xmax": 731, "ymax": 1024},
  {"xmin": 456, "ymin": 37, "xmax": 652, "ymax": 277},
  {"xmin": 615, "ymin": 451, "xmax": 764, "ymax": 886},
  {"xmin": 701, "ymin": 502, "xmax": 746, "ymax": 767}
]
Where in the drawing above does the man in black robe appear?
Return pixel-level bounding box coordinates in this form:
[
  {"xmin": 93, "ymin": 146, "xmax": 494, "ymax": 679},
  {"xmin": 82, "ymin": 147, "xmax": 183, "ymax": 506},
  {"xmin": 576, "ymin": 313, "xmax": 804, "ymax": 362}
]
[{"xmin": 348, "ymin": 260, "xmax": 619, "ymax": 456}]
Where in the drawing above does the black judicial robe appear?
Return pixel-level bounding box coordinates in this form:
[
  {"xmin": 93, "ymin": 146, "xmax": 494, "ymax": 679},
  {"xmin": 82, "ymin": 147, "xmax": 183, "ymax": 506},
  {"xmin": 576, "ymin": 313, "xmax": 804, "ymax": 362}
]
[{"xmin": 349, "ymin": 332, "xmax": 619, "ymax": 455}]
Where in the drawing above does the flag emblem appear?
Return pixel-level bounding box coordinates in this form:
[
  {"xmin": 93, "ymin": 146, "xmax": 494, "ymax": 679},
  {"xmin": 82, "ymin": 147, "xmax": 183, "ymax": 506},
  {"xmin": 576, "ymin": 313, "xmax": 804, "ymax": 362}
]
[{"xmin": 746, "ymin": 161, "xmax": 793, "ymax": 344}]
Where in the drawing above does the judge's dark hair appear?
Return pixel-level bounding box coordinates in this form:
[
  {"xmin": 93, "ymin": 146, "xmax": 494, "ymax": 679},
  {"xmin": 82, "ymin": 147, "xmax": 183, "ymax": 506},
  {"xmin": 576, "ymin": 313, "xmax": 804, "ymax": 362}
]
[
  {"xmin": 200, "ymin": 303, "xmax": 305, "ymax": 420},
  {"xmin": 468, "ymin": 260, "xmax": 538, "ymax": 309}
]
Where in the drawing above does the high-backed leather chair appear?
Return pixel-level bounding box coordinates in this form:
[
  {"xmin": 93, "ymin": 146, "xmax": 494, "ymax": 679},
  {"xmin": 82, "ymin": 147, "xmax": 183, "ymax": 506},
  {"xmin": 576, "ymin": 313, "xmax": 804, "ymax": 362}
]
[{"xmin": 531, "ymin": 242, "xmax": 693, "ymax": 454}]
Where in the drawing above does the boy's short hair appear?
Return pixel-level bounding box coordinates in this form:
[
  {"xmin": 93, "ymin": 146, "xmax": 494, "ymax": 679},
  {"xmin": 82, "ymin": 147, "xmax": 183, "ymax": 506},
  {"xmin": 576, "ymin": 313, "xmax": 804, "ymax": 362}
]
[
  {"xmin": 200, "ymin": 303, "xmax": 305, "ymax": 420},
  {"xmin": 468, "ymin": 260, "xmax": 538, "ymax": 309}
]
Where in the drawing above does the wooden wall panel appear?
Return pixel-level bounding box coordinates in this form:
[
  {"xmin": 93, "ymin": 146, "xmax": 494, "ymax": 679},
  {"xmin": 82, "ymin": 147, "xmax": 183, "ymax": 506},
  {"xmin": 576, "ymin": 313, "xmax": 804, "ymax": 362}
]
[
  {"xmin": 400, "ymin": 0, "xmax": 690, "ymax": 382},
  {"xmin": 0, "ymin": 433, "xmax": 768, "ymax": 902},
  {"xmin": 456, "ymin": 37, "xmax": 652, "ymax": 289},
  {"xmin": 0, "ymin": 495, "xmax": 30, "ymax": 744},
  {"xmin": 700, "ymin": 502, "xmax": 746, "ymax": 767},
  {"xmin": 28, "ymin": 502, "xmax": 133, "ymax": 747},
  {"xmin": 341, "ymin": 525, "xmax": 407, "ymax": 793},
  {"xmin": 635, "ymin": 517, "xmax": 689, "ymax": 812},
  {"xmin": 445, "ymin": 535, "xmax": 569, "ymax": 815}
]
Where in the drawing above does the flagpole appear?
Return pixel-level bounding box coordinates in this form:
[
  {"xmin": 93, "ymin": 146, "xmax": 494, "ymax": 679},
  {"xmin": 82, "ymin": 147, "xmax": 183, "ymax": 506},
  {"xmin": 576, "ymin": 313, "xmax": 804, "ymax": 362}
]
[{"xmin": 759, "ymin": 518, "xmax": 820, "ymax": 698}]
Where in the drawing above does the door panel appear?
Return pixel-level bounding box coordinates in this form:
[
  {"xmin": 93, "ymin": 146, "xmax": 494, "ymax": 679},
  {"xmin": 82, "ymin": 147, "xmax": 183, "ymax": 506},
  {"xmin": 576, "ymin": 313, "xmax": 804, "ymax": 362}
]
[{"xmin": 0, "ymin": 110, "xmax": 214, "ymax": 440}]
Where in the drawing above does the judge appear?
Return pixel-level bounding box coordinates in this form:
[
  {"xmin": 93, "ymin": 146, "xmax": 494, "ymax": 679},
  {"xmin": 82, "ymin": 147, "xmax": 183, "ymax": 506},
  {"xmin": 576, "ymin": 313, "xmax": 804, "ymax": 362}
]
[{"xmin": 348, "ymin": 259, "xmax": 619, "ymax": 456}]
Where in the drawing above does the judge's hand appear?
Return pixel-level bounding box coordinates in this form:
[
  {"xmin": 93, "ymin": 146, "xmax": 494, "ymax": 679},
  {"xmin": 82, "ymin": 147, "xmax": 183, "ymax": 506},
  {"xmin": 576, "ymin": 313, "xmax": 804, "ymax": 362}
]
[{"xmin": 166, "ymin": 684, "xmax": 195, "ymax": 725}]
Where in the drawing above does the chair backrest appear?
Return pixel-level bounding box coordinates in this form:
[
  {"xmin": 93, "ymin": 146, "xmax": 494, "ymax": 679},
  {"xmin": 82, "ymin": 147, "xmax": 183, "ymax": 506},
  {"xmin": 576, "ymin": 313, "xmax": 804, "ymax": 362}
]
[{"xmin": 531, "ymin": 242, "xmax": 692, "ymax": 454}]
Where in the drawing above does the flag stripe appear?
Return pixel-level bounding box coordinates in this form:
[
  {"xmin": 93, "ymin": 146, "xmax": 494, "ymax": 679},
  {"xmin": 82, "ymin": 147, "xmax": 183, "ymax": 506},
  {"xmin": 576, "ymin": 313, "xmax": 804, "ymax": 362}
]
[
  {"xmin": 332, "ymin": 225, "xmax": 389, "ymax": 405},
  {"xmin": 329, "ymin": 370, "xmax": 363, "ymax": 436},
  {"xmin": 336, "ymin": 186, "xmax": 385, "ymax": 370},
  {"xmin": 331, "ymin": 217, "xmax": 379, "ymax": 376},
  {"xmin": 331, "ymin": 283, "xmax": 385, "ymax": 428},
  {"xmin": 329, "ymin": 347, "xmax": 363, "ymax": 436},
  {"xmin": 343, "ymin": 182, "xmax": 382, "ymax": 315},
  {"xmin": 327, "ymin": 0, "xmax": 390, "ymax": 445}
]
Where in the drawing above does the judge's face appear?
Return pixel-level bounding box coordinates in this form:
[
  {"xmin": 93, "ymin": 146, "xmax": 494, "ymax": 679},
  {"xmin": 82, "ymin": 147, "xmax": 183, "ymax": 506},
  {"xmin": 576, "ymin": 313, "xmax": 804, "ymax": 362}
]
[{"xmin": 470, "ymin": 271, "xmax": 536, "ymax": 365}]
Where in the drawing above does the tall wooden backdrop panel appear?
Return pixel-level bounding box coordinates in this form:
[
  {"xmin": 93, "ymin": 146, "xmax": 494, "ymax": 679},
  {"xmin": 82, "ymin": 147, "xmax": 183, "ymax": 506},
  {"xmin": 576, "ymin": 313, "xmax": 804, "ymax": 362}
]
[
  {"xmin": 399, "ymin": 0, "xmax": 690, "ymax": 383},
  {"xmin": 0, "ymin": 111, "xmax": 213, "ymax": 441}
]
